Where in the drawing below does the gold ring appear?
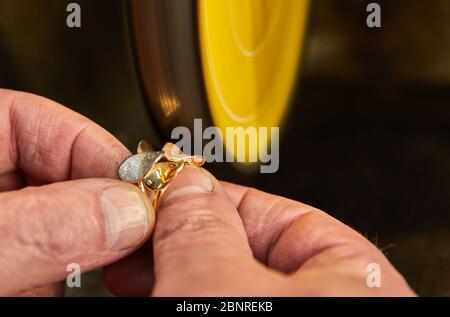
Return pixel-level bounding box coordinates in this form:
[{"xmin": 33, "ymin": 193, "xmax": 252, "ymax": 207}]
[{"xmin": 118, "ymin": 140, "xmax": 205, "ymax": 210}]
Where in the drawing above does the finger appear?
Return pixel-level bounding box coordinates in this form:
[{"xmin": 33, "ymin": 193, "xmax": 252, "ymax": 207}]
[
  {"xmin": 104, "ymin": 135, "xmax": 157, "ymax": 297},
  {"xmin": 221, "ymin": 181, "xmax": 326, "ymax": 271},
  {"xmin": 221, "ymin": 182, "xmax": 415, "ymax": 295},
  {"xmin": 0, "ymin": 89, "xmax": 130, "ymax": 187},
  {"xmin": 0, "ymin": 170, "xmax": 23, "ymax": 192},
  {"xmin": 221, "ymin": 182, "xmax": 393, "ymax": 272},
  {"xmin": 0, "ymin": 179, "xmax": 155, "ymax": 295},
  {"xmin": 103, "ymin": 241, "xmax": 154, "ymax": 297},
  {"xmin": 104, "ymin": 179, "xmax": 298, "ymax": 296},
  {"xmin": 152, "ymin": 167, "xmax": 259, "ymax": 296},
  {"xmin": 0, "ymin": 89, "xmax": 132, "ymax": 295},
  {"xmin": 105, "ymin": 179, "xmax": 413, "ymax": 296}
]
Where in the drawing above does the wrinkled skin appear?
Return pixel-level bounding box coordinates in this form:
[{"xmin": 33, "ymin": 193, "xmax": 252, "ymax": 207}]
[{"xmin": 0, "ymin": 89, "xmax": 415, "ymax": 296}]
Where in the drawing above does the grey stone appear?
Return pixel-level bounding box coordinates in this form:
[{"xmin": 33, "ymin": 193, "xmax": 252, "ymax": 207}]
[{"xmin": 118, "ymin": 151, "xmax": 163, "ymax": 183}]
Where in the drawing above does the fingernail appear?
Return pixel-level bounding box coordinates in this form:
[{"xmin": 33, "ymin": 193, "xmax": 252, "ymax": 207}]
[
  {"xmin": 101, "ymin": 185, "xmax": 153, "ymax": 251},
  {"xmin": 162, "ymin": 167, "xmax": 215, "ymax": 203}
]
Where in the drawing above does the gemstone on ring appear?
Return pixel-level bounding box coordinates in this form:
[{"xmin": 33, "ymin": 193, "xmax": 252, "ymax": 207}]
[
  {"xmin": 118, "ymin": 140, "xmax": 206, "ymax": 209},
  {"xmin": 118, "ymin": 151, "xmax": 163, "ymax": 183}
]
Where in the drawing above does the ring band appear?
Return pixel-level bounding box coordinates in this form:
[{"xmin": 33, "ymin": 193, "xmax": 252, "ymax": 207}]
[{"xmin": 118, "ymin": 140, "xmax": 205, "ymax": 210}]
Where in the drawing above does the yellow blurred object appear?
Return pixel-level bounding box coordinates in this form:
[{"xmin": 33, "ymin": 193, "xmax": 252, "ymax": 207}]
[{"xmin": 199, "ymin": 0, "xmax": 309, "ymax": 162}]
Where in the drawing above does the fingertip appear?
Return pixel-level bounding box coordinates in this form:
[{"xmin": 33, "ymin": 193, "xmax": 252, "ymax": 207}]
[{"xmin": 159, "ymin": 166, "xmax": 217, "ymax": 207}]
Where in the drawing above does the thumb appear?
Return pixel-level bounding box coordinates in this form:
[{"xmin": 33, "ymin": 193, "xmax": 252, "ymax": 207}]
[
  {"xmin": 152, "ymin": 167, "xmax": 258, "ymax": 296},
  {"xmin": 0, "ymin": 179, "xmax": 154, "ymax": 295}
]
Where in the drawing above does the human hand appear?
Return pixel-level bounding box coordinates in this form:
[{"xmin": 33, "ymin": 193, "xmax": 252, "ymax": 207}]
[
  {"xmin": 0, "ymin": 89, "xmax": 155, "ymax": 296},
  {"xmin": 105, "ymin": 166, "xmax": 415, "ymax": 296},
  {"xmin": 0, "ymin": 88, "xmax": 414, "ymax": 296}
]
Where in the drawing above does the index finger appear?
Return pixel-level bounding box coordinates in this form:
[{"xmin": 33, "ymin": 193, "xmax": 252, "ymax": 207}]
[
  {"xmin": 0, "ymin": 89, "xmax": 130, "ymax": 186},
  {"xmin": 221, "ymin": 181, "xmax": 382, "ymax": 273}
]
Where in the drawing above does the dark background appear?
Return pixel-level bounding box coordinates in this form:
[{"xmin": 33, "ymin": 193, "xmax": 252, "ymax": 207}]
[{"xmin": 0, "ymin": 0, "xmax": 449, "ymax": 296}]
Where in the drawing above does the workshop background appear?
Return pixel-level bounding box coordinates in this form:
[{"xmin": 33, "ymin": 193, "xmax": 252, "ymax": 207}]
[{"xmin": 1, "ymin": 0, "xmax": 450, "ymax": 296}]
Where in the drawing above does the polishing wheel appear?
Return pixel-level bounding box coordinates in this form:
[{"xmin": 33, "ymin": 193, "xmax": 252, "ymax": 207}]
[{"xmin": 128, "ymin": 0, "xmax": 309, "ymax": 168}]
